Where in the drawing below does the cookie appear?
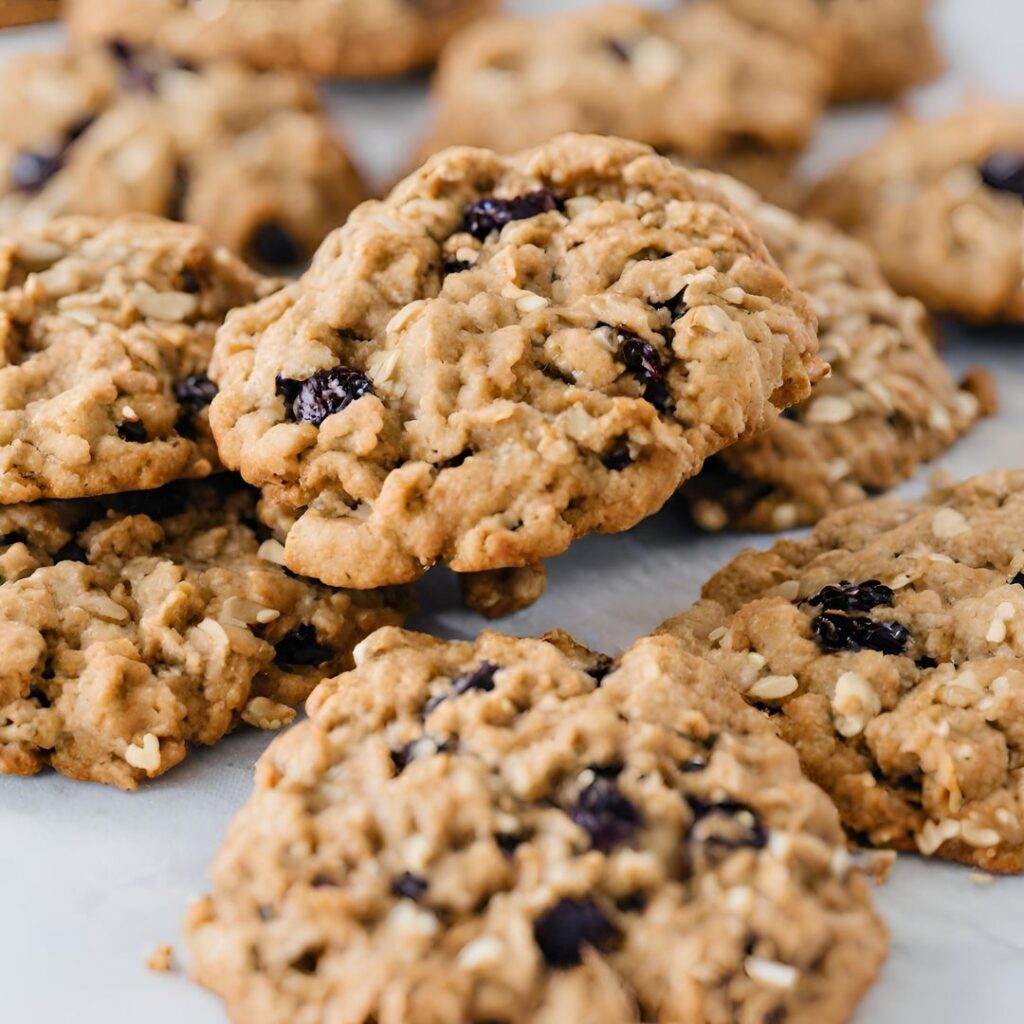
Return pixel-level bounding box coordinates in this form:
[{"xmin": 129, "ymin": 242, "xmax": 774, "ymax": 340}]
[
  {"xmin": 460, "ymin": 563, "xmax": 548, "ymax": 620},
  {"xmin": 713, "ymin": 0, "xmax": 942, "ymax": 102},
  {"xmin": 66, "ymin": 0, "xmax": 498, "ymax": 80},
  {"xmin": 0, "ymin": 478, "xmax": 409, "ymax": 789},
  {"xmin": 185, "ymin": 627, "xmax": 887, "ymax": 1023},
  {"xmin": 209, "ymin": 134, "xmax": 825, "ymax": 588},
  {"xmin": 661, "ymin": 469, "xmax": 1024, "ymax": 872},
  {"xmin": 684, "ymin": 172, "xmax": 990, "ymax": 533},
  {"xmin": 416, "ymin": 4, "xmax": 826, "ymax": 202},
  {"xmin": 0, "ymin": 45, "xmax": 364, "ymax": 268},
  {"xmin": 1, "ymin": 0, "xmax": 58, "ymax": 26},
  {"xmin": 806, "ymin": 105, "xmax": 1024, "ymax": 322},
  {"xmin": 0, "ymin": 215, "xmax": 278, "ymax": 503}
]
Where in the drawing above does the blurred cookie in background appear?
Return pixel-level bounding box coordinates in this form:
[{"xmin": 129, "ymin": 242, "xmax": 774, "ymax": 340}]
[
  {"xmin": 0, "ymin": 0, "xmax": 58, "ymax": 26},
  {"xmin": 712, "ymin": 0, "xmax": 942, "ymax": 102},
  {"xmin": 684, "ymin": 172, "xmax": 993, "ymax": 533},
  {"xmin": 65, "ymin": 0, "xmax": 499, "ymax": 80},
  {"xmin": 416, "ymin": 4, "xmax": 827, "ymax": 206},
  {"xmin": 807, "ymin": 104, "xmax": 1024, "ymax": 322},
  {"xmin": 0, "ymin": 44, "xmax": 365, "ymax": 270}
]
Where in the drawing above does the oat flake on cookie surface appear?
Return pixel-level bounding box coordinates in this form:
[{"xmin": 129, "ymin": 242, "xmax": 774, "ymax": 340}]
[
  {"xmin": 185, "ymin": 627, "xmax": 886, "ymax": 1023},
  {"xmin": 0, "ymin": 478, "xmax": 408, "ymax": 789},
  {"xmin": 210, "ymin": 134, "xmax": 824, "ymax": 588},
  {"xmin": 661, "ymin": 469, "xmax": 1024, "ymax": 872},
  {"xmin": 0, "ymin": 214, "xmax": 278, "ymax": 503},
  {"xmin": 684, "ymin": 171, "xmax": 989, "ymax": 532}
]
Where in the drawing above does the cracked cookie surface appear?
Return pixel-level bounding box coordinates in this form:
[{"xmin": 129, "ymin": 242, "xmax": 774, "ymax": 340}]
[
  {"xmin": 185, "ymin": 628, "xmax": 886, "ymax": 1024},
  {"xmin": 0, "ymin": 214, "xmax": 276, "ymax": 503},
  {"xmin": 0, "ymin": 45, "xmax": 364, "ymax": 267},
  {"xmin": 417, "ymin": 4, "xmax": 825, "ymax": 202},
  {"xmin": 685, "ymin": 172, "xmax": 988, "ymax": 532},
  {"xmin": 66, "ymin": 0, "xmax": 498, "ymax": 80},
  {"xmin": 0, "ymin": 478, "xmax": 408, "ymax": 789},
  {"xmin": 662, "ymin": 469, "xmax": 1024, "ymax": 871},
  {"xmin": 807, "ymin": 104, "xmax": 1024, "ymax": 322},
  {"xmin": 713, "ymin": 0, "xmax": 941, "ymax": 102},
  {"xmin": 210, "ymin": 134, "xmax": 824, "ymax": 588}
]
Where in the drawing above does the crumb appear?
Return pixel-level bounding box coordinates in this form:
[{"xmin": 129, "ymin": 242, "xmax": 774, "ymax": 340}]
[
  {"xmin": 147, "ymin": 944, "xmax": 174, "ymax": 972},
  {"xmin": 969, "ymin": 872, "xmax": 995, "ymax": 886}
]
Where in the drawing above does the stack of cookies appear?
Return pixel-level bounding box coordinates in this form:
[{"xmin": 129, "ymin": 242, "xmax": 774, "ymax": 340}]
[{"xmin": 0, "ymin": 1, "xmax": 1021, "ymax": 1022}]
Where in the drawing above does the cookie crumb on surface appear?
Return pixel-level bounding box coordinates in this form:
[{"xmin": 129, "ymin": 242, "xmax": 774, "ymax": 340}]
[{"xmin": 147, "ymin": 944, "xmax": 173, "ymax": 972}]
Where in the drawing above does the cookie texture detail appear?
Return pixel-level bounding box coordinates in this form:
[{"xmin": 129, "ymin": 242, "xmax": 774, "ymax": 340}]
[
  {"xmin": 662, "ymin": 470, "xmax": 1024, "ymax": 871},
  {"xmin": 210, "ymin": 135, "xmax": 824, "ymax": 587},
  {"xmin": 185, "ymin": 628, "xmax": 887, "ymax": 1023}
]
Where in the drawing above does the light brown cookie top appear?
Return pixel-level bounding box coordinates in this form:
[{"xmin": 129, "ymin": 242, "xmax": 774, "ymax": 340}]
[
  {"xmin": 0, "ymin": 45, "xmax": 364, "ymax": 268},
  {"xmin": 210, "ymin": 134, "xmax": 824, "ymax": 588},
  {"xmin": 418, "ymin": 5, "xmax": 826, "ymax": 176},
  {"xmin": 185, "ymin": 628, "xmax": 886, "ymax": 1024},
  {"xmin": 65, "ymin": 0, "xmax": 498, "ymax": 80},
  {"xmin": 713, "ymin": 0, "xmax": 942, "ymax": 102},
  {"xmin": 806, "ymin": 105, "xmax": 1024, "ymax": 323},
  {"xmin": 0, "ymin": 477, "xmax": 409, "ymax": 789},
  {"xmin": 0, "ymin": 215, "xmax": 277, "ymax": 503},
  {"xmin": 661, "ymin": 469, "xmax": 1024, "ymax": 872},
  {"xmin": 685, "ymin": 172, "xmax": 990, "ymax": 533}
]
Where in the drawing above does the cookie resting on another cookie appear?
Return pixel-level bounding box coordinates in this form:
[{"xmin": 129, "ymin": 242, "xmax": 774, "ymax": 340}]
[
  {"xmin": 712, "ymin": 0, "xmax": 942, "ymax": 102},
  {"xmin": 185, "ymin": 627, "xmax": 887, "ymax": 1024},
  {"xmin": 0, "ymin": 215, "xmax": 277, "ymax": 503},
  {"xmin": 0, "ymin": 44, "xmax": 364, "ymax": 268},
  {"xmin": 662, "ymin": 469, "xmax": 1024, "ymax": 872},
  {"xmin": 807, "ymin": 105, "xmax": 1024, "ymax": 322},
  {"xmin": 0, "ymin": 478, "xmax": 409, "ymax": 789},
  {"xmin": 417, "ymin": 4, "xmax": 826, "ymax": 204},
  {"xmin": 210, "ymin": 134, "xmax": 824, "ymax": 588},
  {"xmin": 66, "ymin": 0, "xmax": 499, "ymax": 80},
  {"xmin": 684, "ymin": 172, "xmax": 990, "ymax": 532}
]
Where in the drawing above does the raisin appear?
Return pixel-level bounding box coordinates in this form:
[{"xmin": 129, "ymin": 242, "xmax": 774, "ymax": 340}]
[
  {"xmin": 173, "ymin": 373, "xmax": 217, "ymax": 411},
  {"xmin": 687, "ymin": 798, "xmax": 767, "ymax": 853},
  {"xmin": 291, "ymin": 949, "xmax": 322, "ymax": 974},
  {"xmin": 586, "ymin": 653, "xmax": 614, "ymax": 683},
  {"xmin": 617, "ymin": 330, "xmax": 673, "ymax": 411},
  {"xmin": 979, "ymin": 151, "xmax": 1024, "ymax": 198},
  {"xmin": 807, "ymin": 579, "xmax": 894, "ymax": 613},
  {"xmin": 276, "ymin": 367, "xmax": 375, "ymax": 426},
  {"xmin": 249, "ymin": 220, "xmax": 300, "ymax": 267},
  {"xmin": 273, "ymin": 624, "xmax": 332, "ymax": 666},
  {"xmin": 679, "ymin": 755, "xmax": 706, "ymax": 773},
  {"xmin": 1012, "ymin": 572, "xmax": 1024, "ymax": 587},
  {"xmin": 54, "ymin": 541, "xmax": 88, "ymax": 564},
  {"xmin": 811, "ymin": 611, "xmax": 910, "ymax": 655},
  {"xmin": 601, "ymin": 444, "xmax": 632, "ymax": 471},
  {"xmin": 426, "ymin": 661, "xmax": 500, "ymax": 713},
  {"xmin": 10, "ymin": 151, "xmax": 63, "ymax": 193},
  {"xmin": 390, "ymin": 735, "xmax": 450, "ymax": 773},
  {"xmin": 533, "ymin": 898, "xmax": 619, "ymax": 968},
  {"xmin": 116, "ymin": 420, "xmax": 147, "ymax": 442},
  {"xmin": 568, "ymin": 776, "xmax": 642, "ymax": 851},
  {"xmin": 391, "ymin": 872, "xmax": 428, "ymax": 901},
  {"xmin": 495, "ymin": 832, "xmax": 524, "ymax": 857},
  {"xmin": 443, "ymin": 259, "xmax": 473, "ymax": 275},
  {"xmin": 916, "ymin": 656, "xmax": 938, "ymax": 670},
  {"xmin": 463, "ymin": 188, "xmax": 564, "ymax": 240}
]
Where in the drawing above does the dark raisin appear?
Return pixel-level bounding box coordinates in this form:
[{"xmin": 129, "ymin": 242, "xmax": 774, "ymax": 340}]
[
  {"xmin": 807, "ymin": 579, "xmax": 894, "ymax": 613},
  {"xmin": 495, "ymin": 832, "xmax": 523, "ymax": 857},
  {"xmin": 441, "ymin": 449, "xmax": 472, "ymax": 469},
  {"xmin": 443, "ymin": 259, "xmax": 473, "ymax": 275},
  {"xmin": 618, "ymin": 332, "xmax": 665, "ymax": 382},
  {"xmin": 679, "ymin": 755, "xmax": 706, "ymax": 773},
  {"xmin": 291, "ymin": 949, "xmax": 322, "ymax": 974},
  {"xmin": 463, "ymin": 188, "xmax": 564, "ymax": 240},
  {"xmin": 811, "ymin": 612, "xmax": 910, "ymax": 655},
  {"xmin": 601, "ymin": 444, "xmax": 632, "ymax": 471},
  {"xmin": 426, "ymin": 661, "xmax": 500, "ymax": 713},
  {"xmin": 568, "ymin": 776, "xmax": 642, "ymax": 851},
  {"xmin": 273, "ymin": 624, "xmax": 332, "ymax": 666},
  {"xmin": 586, "ymin": 654, "xmax": 614, "ymax": 683},
  {"xmin": 54, "ymin": 541, "xmax": 88, "ymax": 564},
  {"xmin": 174, "ymin": 373, "xmax": 217, "ymax": 411},
  {"xmin": 29, "ymin": 686, "xmax": 52, "ymax": 708},
  {"xmin": 1011, "ymin": 572, "xmax": 1024, "ymax": 587},
  {"xmin": 687, "ymin": 798, "xmax": 767, "ymax": 852},
  {"xmin": 606, "ymin": 39, "xmax": 630, "ymax": 61},
  {"xmin": 916, "ymin": 656, "xmax": 938, "ymax": 670},
  {"xmin": 390, "ymin": 735, "xmax": 450, "ymax": 773},
  {"xmin": 249, "ymin": 220, "xmax": 300, "ymax": 267},
  {"xmin": 615, "ymin": 891, "xmax": 647, "ymax": 913},
  {"xmin": 533, "ymin": 898, "xmax": 620, "ymax": 968},
  {"xmin": 392, "ymin": 872, "xmax": 428, "ymax": 901},
  {"xmin": 979, "ymin": 151, "xmax": 1024, "ymax": 198},
  {"xmin": 10, "ymin": 151, "xmax": 63, "ymax": 193},
  {"xmin": 275, "ymin": 367, "xmax": 375, "ymax": 426},
  {"xmin": 654, "ymin": 289, "xmax": 688, "ymax": 317},
  {"xmin": 116, "ymin": 420, "xmax": 147, "ymax": 443}
]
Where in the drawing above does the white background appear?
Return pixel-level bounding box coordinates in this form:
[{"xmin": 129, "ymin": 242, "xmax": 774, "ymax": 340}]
[{"xmin": 1, "ymin": 2, "xmax": 1022, "ymax": 1021}]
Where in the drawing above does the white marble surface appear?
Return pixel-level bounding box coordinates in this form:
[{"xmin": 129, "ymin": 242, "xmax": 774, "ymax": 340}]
[{"xmin": 1, "ymin": 2, "xmax": 1023, "ymax": 1020}]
